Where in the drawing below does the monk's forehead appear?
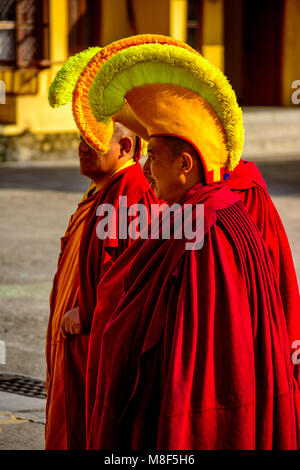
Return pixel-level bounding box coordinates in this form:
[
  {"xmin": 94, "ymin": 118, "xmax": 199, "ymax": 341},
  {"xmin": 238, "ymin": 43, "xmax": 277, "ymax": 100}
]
[
  {"xmin": 113, "ymin": 122, "xmax": 134, "ymax": 139},
  {"xmin": 148, "ymin": 136, "xmax": 168, "ymax": 152}
]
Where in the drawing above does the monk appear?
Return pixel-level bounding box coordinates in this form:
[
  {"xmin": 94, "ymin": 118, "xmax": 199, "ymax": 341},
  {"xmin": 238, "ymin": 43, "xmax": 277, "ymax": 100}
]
[
  {"xmin": 45, "ymin": 122, "xmax": 159, "ymax": 450},
  {"xmin": 80, "ymin": 32, "xmax": 300, "ymax": 449},
  {"xmin": 86, "ymin": 136, "xmax": 299, "ymax": 449}
]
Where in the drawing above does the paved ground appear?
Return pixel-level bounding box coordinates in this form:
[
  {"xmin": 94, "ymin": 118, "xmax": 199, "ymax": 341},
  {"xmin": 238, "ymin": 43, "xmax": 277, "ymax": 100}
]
[
  {"xmin": 0, "ymin": 157, "xmax": 299, "ymax": 450},
  {"xmin": 0, "ymin": 161, "xmax": 88, "ymax": 450},
  {"xmin": 0, "ymin": 391, "xmax": 46, "ymax": 450}
]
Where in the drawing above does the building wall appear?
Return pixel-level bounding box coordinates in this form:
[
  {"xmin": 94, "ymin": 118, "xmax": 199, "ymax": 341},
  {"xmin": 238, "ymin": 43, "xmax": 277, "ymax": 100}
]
[
  {"xmin": 0, "ymin": 0, "xmax": 299, "ymax": 161},
  {"xmin": 0, "ymin": 0, "xmax": 175, "ymax": 145},
  {"xmin": 224, "ymin": 0, "xmax": 243, "ymax": 102},
  {"xmin": 101, "ymin": 0, "xmax": 170, "ymax": 44},
  {"xmin": 281, "ymin": 0, "xmax": 300, "ymax": 105},
  {"xmin": 202, "ymin": 0, "xmax": 224, "ymax": 71},
  {"xmin": 133, "ymin": 0, "xmax": 170, "ymax": 37},
  {"xmin": 0, "ymin": 0, "xmax": 78, "ymax": 160},
  {"xmin": 101, "ymin": 0, "xmax": 132, "ymax": 44},
  {"xmin": 0, "ymin": 0, "xmax": 77, "ymax": 135}
]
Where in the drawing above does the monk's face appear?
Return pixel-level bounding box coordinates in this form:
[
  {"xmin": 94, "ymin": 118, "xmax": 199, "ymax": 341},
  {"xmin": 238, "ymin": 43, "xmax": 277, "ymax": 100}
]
[
  {"xmin": 78, "ymin": 123, "xmax": 132, "ymax": 180},
  {"xmin": 145, "ymin": 137, "xmax": 186, "ymax": 204}
]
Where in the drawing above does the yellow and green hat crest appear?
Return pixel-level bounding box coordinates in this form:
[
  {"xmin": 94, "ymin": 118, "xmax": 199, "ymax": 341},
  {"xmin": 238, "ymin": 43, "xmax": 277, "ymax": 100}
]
[
  {"xmin": 48, "ymin": 47, "xmax": 101, "ymax": 108},
  {"xmin": 48, "ymin": 34, "xmax": 244, "ymax": 181}
]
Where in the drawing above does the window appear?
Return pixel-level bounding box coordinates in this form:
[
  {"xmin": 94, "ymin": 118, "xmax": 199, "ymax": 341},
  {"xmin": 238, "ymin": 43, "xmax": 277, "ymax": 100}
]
[
  {"xmin": 0, "ymin": 0, "xmax": 16, "ymax": 62},
  {"xmin": 0, "ymin": 0, "xmax": 50, "ymax": 68}
]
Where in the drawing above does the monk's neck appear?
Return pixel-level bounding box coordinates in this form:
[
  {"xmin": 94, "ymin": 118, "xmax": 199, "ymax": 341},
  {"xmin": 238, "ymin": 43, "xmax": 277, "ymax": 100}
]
[
  {"xmin": 92, "ymin": 170, "xmax": 117, "ymax": 193},
  {"xmin": 169, "ymin": 177, "xmax": 204, "ymax": 205},
  {"xmin": 92, "ymin": 158, "xmax": 133, "ymax": 193}
]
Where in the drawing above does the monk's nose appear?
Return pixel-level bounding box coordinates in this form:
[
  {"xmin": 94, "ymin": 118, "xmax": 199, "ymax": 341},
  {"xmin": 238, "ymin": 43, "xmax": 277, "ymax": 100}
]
[
  {"xmin": 143, "ymin": 156, "xmax": 151, "ymax": 177},
  {"xmin": 79, "ymin": 139, "xmax": 90, "ymax": 154}
]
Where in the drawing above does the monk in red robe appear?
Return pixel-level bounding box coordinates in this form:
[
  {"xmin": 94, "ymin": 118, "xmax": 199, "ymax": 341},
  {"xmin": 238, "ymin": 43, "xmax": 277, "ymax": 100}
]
[
  {"xmin": 81, "ymin": 33, "xmax": 300, "ymax": 449},
  {"xmin": 86, "ymin": 136, "xmax": 299, "ymax": 450},
  {"xmin": 45, "ymin": 122, "xmax": 159, "ymax": 450}
]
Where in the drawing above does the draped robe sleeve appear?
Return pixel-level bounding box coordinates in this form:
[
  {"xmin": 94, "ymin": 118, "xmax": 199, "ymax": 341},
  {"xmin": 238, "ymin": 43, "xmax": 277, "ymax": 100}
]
[
  {"xmin": 228, "ymin": 160, "xmax": 300, "ymax": 447},
  {"xmin": 227, "ymin": 160, "xmax": 300, "ymax": 354}
]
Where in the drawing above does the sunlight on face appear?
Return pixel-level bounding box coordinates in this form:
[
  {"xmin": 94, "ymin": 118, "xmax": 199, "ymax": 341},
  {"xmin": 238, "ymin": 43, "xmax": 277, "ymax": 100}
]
[
  {"xmin": 146, "ymin": 137, "xmax": 182, "ymax": 203},
  {"xmin": 78, "ymin": 128, "xmax": 121, "ymax": 179}
]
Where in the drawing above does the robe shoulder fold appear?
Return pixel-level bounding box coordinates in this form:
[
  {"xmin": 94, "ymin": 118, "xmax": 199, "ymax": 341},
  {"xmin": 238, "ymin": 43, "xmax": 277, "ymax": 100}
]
[{"xmin": 227, "ymin": 159, "xmax": 267, "ymax": 190}]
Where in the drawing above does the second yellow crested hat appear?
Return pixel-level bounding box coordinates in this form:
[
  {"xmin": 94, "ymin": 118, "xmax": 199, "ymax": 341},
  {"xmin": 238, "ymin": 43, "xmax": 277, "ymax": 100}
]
[{"xmin": 71, "ymin": 34, "xmax": 198, "ymax": 153}]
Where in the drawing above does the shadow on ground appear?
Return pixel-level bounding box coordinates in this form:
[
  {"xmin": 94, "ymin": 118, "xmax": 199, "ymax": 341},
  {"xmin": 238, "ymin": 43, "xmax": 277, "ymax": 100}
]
[
  {"xmin": 253, "ymin": 160, "xmax": 300, "ymax": 196},
  {"xmin": 0, "ymin": 166, "xmax": 88, "ymax": 194},
  {"xmin": 0, "ymin": 159, "xmax": 299, "ymax": 196}
]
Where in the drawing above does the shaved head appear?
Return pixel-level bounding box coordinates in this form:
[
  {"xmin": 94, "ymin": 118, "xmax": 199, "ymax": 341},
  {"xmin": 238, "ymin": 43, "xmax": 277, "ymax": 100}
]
[{"xmin": 112, "ymin": 122, "xmax": 137, "ymax": 158}]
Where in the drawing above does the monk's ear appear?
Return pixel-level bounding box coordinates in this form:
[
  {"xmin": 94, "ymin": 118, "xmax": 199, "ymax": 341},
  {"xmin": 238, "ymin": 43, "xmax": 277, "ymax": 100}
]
[
  {"xmin": 178, "ymin": 152, "xmax": 194, "ymax": 174},
  {"xmin": 119, "ymin": 137, "xmax": 133, "ymax": 157}
]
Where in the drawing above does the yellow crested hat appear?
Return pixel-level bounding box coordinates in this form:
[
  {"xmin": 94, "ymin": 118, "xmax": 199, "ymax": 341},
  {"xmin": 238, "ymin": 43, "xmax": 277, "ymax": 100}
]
[
  {"xmin": 49, "ymin": 35, "xmax": 244, "ymax": 182},
  {"xmin": 48, "ymin": 35, "xmax": 195, "ymax": 158},
  {"xmin": 83, "ymin": 34, "xmax": 244, "ymax": 183}
]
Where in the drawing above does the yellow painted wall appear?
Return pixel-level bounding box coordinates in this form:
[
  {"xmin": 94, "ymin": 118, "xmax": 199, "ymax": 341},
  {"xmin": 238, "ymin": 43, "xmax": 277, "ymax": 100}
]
[
  {"xmin": 0, "ymin": 0, "xmax": 76, "ymax": 134},
  {"xmin": 133, "ymin": 0, "xmax": 170, "ymax": 36},
  {"xmin": 281, "ymin": 0, "xmax": 300, "ymax": 105},
  {"xmin": 101, "ymin": 0, "xmax": 132, "ymax": 45},
  {"xmin": 2, "ymin": 0, "xmax": 299, "ymax": 136},
  {"xmin": 101, "ymin": 0, "xmax": 170, "ymax": 45},
  {"xmin": 202, "ymin": 0, "xmax": 224, "ymax": 71},
  {"xmin": 170, "ymin": 0, "xmax": 187, "ymax": 42},
  {"xmin": 0, "ymin": 0, "xmax": 173, "ymax": 134},
  {"xmin": 0, "ymin": 96, "xmax": 16, "ymax": 125},
  {"xmin": 49, "ymin": 0, "xmax": 68, "ymax": 62}
]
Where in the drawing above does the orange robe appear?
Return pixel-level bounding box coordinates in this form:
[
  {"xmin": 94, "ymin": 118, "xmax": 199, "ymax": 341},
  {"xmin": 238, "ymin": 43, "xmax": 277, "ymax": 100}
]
[{"xmin": 45, "ymin": 194, "xmax": 95, "ymax": 449}]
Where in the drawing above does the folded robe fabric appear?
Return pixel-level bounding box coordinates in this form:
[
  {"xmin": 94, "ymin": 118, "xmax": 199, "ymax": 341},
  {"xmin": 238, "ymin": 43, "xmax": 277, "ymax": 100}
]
[
  {"xmin": 227, "ymin": 159, "xmax": 300, "ymax": 448},
  {"xmin": 46, "ymin": 163, "xmax": 159, "ymax": 450},
  {"xmin": 227, "ymin": 160, "xmax": 300, "ymax": 357},
  {"xmin": 86, "ymin": 182, "xmax": 298, "ymax": 449}
]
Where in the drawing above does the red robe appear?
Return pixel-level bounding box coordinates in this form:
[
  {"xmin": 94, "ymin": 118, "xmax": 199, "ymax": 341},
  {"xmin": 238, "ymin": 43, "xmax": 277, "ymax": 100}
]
[
  {"xmin": 45, "ymin": 163, "xmax": 159, "ymax": 450},
  {"xmin": 86, "ymin": 182, "xmax": 299, "ymax": 450},
  {"xmin": 227, "ymin": 160, "xmax": 300, "ymax": 448},
  {"xmin": 227, "ymin": 160, "xmax": 300, "ymax": 355}
]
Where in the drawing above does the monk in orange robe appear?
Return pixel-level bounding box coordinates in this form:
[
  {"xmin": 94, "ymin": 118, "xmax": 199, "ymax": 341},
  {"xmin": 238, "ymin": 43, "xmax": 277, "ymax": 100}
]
[{"xmin": 45, "ymin": 122, "xmax": 159, "ymax": 449}]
